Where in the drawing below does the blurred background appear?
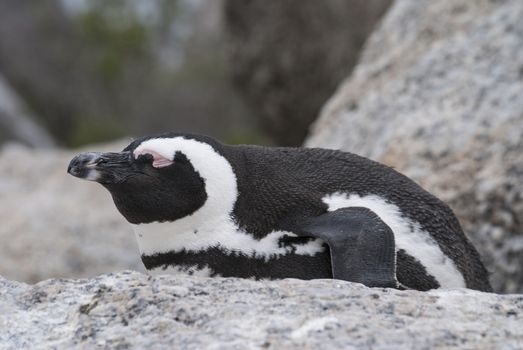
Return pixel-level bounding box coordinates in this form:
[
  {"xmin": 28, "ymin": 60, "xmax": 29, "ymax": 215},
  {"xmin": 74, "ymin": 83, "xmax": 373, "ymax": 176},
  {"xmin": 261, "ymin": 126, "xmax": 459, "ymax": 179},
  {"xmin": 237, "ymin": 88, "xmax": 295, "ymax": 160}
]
[
  {"xmin": 0, "ymin": 0, "xmax": 522, "ymax": 294},
  {"xmin": 0, "ymin": 0, "xmax": 389, "ymax": 147}
]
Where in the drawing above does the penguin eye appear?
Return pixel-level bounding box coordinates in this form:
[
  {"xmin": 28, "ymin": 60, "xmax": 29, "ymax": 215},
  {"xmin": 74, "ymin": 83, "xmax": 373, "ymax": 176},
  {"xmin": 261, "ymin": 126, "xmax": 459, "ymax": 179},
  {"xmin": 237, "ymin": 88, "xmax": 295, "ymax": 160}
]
[
  {"xmin": 134, "ymin": 149, "xmax": 174, "ymax": 168},
  {"xmin": 173, "ymin": 152, "xmax": 190, "ymax": 164},
  {"xmin": 135, "ymin": 153, "xmax": 153, "ymax": 164}
]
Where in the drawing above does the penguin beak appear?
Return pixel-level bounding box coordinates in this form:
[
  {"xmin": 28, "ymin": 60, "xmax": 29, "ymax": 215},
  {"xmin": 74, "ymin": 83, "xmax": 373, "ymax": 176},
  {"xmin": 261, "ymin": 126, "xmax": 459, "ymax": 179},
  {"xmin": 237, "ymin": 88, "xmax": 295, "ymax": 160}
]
[{"xmin": 68, "ymin": 151, "xmax": 132, "ymax": 184}]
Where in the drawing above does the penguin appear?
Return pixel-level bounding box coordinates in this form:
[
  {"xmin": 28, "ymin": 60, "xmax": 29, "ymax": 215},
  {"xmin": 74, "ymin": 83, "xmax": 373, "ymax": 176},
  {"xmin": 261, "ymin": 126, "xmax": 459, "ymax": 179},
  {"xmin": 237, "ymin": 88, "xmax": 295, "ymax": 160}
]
[{"xmin": 68, "ymin": 132, "xmax": 492, "ymax": 292}]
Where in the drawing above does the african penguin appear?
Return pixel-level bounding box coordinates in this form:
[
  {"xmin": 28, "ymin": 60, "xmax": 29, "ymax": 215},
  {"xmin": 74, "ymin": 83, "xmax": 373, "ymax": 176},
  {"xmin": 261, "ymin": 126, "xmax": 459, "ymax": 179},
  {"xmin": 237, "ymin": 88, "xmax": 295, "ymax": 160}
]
[{"xmin": 68, "ymin": 132, "xmax": 492, "ymax": 292}]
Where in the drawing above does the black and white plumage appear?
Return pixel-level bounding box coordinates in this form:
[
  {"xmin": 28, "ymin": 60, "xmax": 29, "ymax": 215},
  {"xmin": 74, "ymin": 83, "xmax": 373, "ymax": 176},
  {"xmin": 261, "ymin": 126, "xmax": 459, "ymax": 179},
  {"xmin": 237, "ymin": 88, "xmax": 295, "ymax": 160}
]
[{"xmin": 68, "ymin": 132, "xmax": 492, "ymax": 292}]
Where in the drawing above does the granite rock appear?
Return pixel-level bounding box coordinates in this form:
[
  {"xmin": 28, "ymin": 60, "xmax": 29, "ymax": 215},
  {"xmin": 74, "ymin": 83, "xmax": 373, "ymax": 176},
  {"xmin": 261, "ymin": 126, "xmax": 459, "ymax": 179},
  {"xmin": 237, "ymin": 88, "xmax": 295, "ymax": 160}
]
[
  {"xmin": 1, "ymin": 271, "xmax": 522, "ymax": 350},
  {"xmin": 307, "ymin": 0, "xmax": 523, "ymax": 293}
]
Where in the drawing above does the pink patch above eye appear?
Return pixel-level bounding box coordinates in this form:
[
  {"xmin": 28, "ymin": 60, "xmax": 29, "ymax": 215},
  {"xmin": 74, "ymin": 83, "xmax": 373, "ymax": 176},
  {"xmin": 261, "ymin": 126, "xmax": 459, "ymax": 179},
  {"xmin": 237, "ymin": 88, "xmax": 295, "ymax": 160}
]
[{"xmin": 134, "ymin": 149, "xmax": 174, "ymax": 168}]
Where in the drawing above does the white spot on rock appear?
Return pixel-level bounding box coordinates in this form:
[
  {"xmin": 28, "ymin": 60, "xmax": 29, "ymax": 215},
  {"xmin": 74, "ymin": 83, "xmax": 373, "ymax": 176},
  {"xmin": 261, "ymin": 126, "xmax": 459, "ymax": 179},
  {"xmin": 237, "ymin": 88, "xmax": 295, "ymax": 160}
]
[{"xmin": 291, "ymin": 317, "xmax": 340, "ymax": 339}]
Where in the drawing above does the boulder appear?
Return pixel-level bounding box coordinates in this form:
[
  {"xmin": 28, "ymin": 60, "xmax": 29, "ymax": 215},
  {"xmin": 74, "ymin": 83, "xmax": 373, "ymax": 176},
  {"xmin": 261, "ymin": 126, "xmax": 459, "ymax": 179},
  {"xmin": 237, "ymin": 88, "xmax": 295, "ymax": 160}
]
[
  {"xmin": 307, "ymin": 0, "xmax": 523, "ymax": 293},
  {"xmin": 1, "ymin": 271, "xmax": 521, "ymax": 349}
]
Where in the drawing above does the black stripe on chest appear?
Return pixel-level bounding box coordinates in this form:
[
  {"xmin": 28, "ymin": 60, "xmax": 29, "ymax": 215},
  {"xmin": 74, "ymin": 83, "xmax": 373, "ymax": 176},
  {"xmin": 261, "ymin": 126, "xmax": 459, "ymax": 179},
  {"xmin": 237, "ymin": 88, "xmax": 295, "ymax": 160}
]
[
  {"xmin": 141, "ymin": 246, "xmax": 332, "ymax": 280},
  {"xmin": 141, "ymin": 248, "xmax": 441, "ymax": 290}
]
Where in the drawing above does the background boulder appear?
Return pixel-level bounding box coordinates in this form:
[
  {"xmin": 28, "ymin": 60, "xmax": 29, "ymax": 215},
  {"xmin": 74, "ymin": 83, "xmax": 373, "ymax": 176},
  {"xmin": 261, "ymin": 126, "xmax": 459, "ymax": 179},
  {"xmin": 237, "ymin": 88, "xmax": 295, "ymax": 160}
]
[{"xmin": 307, "ymin": 0, "xmax": 523, "ymax": 294}]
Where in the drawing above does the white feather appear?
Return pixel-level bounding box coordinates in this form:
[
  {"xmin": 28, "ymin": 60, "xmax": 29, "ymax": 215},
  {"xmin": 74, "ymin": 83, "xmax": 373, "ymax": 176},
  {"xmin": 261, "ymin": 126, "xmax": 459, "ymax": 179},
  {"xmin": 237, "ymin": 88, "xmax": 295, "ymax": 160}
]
[{"xmin": 84, "ymin": 170, "xmax": 100, "ymax": 181}]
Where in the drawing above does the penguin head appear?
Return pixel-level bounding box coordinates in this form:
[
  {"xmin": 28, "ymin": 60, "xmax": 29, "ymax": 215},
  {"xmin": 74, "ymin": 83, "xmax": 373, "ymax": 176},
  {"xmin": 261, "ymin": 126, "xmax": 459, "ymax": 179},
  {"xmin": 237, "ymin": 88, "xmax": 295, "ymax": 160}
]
[{"xmin": 68, "ymin": 133, "xmax": 238, "ymax": 224}]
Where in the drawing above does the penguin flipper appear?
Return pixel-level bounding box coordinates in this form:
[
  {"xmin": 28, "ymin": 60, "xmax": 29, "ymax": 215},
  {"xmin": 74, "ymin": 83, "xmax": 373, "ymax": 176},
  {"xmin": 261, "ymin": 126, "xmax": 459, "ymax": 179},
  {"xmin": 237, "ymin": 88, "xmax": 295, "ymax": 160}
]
[{"xmin": 296, "ymin": 207, "xmax": 398, "ymax": 288}]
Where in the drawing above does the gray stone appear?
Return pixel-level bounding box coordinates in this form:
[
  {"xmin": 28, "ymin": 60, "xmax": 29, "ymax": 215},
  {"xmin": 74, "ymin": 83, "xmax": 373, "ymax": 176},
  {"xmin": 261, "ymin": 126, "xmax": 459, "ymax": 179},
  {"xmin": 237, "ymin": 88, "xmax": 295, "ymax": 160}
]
[
  {"xmin": 1, "ymin": 271, "xmax": 522, "ymax": 349},
  {"xmin": 307, "ymin": 0, "xmax": 523, "ymax": 293}
]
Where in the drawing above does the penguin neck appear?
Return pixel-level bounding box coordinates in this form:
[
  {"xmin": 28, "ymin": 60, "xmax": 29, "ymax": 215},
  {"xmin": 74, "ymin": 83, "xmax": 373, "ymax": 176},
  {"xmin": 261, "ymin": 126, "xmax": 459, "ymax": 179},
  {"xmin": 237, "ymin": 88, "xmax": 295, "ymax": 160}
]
[
  {"xmin": 131, "ymin": 138, "xmax": 240, "ymax": 257},
  {"xmin": 131, "ymin": 211, "xmax": 239, "ymax": 257}
]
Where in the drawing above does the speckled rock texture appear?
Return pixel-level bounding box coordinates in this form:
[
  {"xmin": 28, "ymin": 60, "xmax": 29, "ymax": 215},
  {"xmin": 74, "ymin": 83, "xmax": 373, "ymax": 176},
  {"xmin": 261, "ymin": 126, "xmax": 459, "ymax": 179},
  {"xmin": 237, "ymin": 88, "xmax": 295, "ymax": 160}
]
[
  {"xmin": 1, "ymin": 271, "xmax": 521, "ymax": 350},
  {"xmin": 0, "ymin": 142, "xmax": 143, "ymax": 283},
  {"xmin": 307, "ymin": 0, "xmax": 523, "ymax": 293}
]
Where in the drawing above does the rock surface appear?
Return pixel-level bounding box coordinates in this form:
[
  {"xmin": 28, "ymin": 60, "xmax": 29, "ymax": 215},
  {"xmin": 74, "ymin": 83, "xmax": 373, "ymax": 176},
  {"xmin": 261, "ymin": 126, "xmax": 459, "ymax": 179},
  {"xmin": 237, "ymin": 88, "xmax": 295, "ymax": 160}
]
[
  {"xmin": 1, "ymin": 271, "xmax": 521, "ymax": 350},
  {"xmin": 0, "ymin": 142, "xmax": 143, "ymax": 283},
  {"xmin": 307, "ymin": 0, "xmax": 523, "ymax": 293}
]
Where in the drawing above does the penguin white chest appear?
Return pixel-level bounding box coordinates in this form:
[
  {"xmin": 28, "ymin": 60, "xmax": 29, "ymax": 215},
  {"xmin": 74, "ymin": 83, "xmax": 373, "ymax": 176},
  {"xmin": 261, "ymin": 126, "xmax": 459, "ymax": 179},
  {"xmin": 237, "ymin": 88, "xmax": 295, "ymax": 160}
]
[{"xmin": 132, "ymin": 215, "xmax": 325, "ymax": 263}]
